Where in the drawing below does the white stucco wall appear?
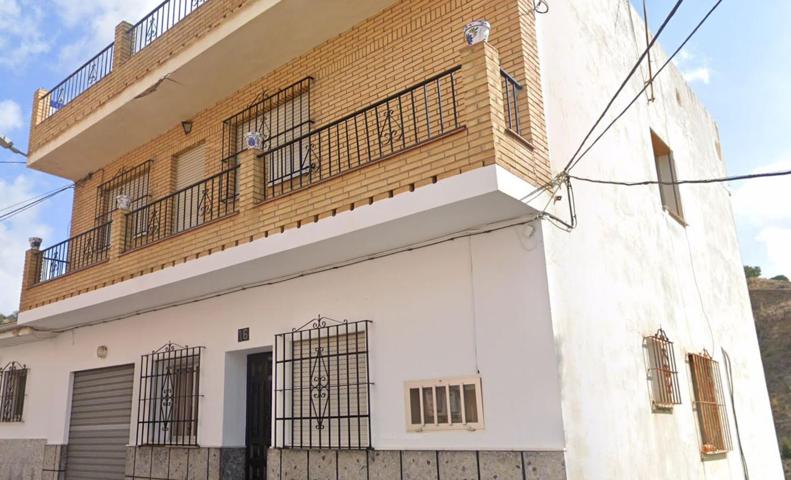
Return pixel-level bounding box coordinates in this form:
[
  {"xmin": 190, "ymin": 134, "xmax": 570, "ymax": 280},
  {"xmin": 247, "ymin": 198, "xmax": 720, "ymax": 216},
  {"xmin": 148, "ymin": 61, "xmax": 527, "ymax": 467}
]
[
  {"xmin": 0, "ymin": 223, "xmax": 565, "ymax": 452},
  {"xmin": 536, "ymin": 1, "xmax": 782, "ymax": 479}
]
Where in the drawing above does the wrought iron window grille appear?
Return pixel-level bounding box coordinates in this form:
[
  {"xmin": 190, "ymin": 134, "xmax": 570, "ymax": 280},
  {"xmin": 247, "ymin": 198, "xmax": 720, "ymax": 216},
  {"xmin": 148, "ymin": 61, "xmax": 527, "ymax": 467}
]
[
  {"xmin": 0, "ymin": 361, "xmax": 28, "ymax": 423},
  {"xmin": 688, "ymin": 350, "xmax": 732, "ymax": 455},
  {"xmin": 136, "ymin": 342, "xmax": 203, "ymax": 446},
  {"xmin": 95, "ymin": 160, "xmax": 153, "ymax": 226},
  {"xmin": 644, "ymin": 328, "xmax": 682, "ymax": 409},
  {"xmin": 221, "ymin": 77, "xmax": 314, "ymax": 167},
  {"xmin": 500, "ymin": 68, "xmax": 525, "ymax": 135},
  {"xmin": 274, "ymin": 316, "xmax": 373, "ymax": 449}
]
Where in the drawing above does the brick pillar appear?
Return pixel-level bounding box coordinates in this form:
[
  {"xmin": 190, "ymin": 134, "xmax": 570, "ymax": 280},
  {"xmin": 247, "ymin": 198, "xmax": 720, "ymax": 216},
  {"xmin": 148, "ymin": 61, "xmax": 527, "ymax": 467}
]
[
  {"xmin": 20, "ymin": 241, "xmax": 42, "ymax": 291},
  {"xmin": 110, "ymin": 204, "xmax": 130, "ymax": 259},
  {"xmin": 30, "ymin": 88, "xmax": 47, "ymax": 126},
  {"xmin": 237, "ymin": 149, "xmax": 263, "ymax": 211},
  {"xmin": 113, "ymin": 21, "xmax": 135, "ymax": 69},
  {"xmin": 459, "ymin": 42, "xmax": 505, "ymax": 166}
]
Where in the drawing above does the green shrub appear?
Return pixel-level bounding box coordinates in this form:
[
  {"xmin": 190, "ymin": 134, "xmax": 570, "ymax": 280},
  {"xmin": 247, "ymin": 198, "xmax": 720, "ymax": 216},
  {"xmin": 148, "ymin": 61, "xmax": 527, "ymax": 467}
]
[{"xmin": 744, "ymin": 265, "xmax": 762, "ymax": 278}]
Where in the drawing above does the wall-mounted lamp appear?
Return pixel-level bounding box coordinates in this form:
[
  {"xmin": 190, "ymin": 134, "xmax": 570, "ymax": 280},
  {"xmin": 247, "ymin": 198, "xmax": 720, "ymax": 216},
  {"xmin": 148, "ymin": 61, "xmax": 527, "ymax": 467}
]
[
  {"xmin": 181, "ymin": 120, "xmax": 193, "ymax": 135},
  {"xmin": 96, "ymin": 345, "xmax": 108, "ymax": 359}
]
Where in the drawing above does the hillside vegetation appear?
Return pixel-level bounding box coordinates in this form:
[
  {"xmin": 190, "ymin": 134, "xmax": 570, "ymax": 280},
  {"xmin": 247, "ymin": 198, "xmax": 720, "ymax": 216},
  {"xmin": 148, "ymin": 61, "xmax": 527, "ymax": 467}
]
[{"xmin": 748, "ymin": 277, "xmax": 791, "ymax": 476}]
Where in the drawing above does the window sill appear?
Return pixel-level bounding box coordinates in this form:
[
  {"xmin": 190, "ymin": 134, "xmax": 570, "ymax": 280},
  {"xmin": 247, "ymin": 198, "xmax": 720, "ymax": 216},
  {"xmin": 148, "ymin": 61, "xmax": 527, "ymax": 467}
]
[{"xmin": 504, "ymin": 128, "xmax": 534, "ymax": 150}]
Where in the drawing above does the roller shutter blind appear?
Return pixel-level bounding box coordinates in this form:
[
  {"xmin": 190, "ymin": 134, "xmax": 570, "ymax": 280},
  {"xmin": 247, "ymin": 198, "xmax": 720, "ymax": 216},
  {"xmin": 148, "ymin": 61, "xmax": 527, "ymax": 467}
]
[{"xmin": 66, "ymin": 364, "xmax": 134, "ymax": 480}]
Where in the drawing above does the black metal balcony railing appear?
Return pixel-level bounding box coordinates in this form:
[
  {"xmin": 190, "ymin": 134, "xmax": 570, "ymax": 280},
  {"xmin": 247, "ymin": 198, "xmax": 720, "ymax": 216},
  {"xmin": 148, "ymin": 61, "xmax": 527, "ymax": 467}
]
[
  {"xmin": 37, "ymin": 222, "xmax": 112, "ymax": 283},
  {"xmin": 259, "ymin": 66, "xmax": 461, "ymax": 201},
  {"xmin": 39, "ymin": 44, "xmax": 114, "ymax": 122},
  {"xmin": 37, "ymin": 0, "xmax": 210, "ymax": 122},
  {"xmin": 124, "ymin": 165, "xmax": 238, "ymax": 251},
  {"xmin": 129, "ymin": 0, "xmax": 210, "ymax": 55},
  {"xmin": 500, "ymin": 68, "xmax": 524, "ymax": 135}
]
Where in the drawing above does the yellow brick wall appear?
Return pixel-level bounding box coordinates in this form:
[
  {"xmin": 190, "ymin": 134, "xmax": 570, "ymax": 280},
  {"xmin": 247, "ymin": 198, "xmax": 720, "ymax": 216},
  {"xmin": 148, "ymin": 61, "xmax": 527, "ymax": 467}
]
[{"xmin": 21, "ymin": 0, "xmax": 551, "ymax": 312}]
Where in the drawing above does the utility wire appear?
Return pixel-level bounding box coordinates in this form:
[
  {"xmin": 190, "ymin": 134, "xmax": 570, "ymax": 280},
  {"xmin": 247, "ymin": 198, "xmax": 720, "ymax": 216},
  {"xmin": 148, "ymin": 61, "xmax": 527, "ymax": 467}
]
[
  {"xmin": 561, "ymin": 0, "xmax": 685, "ymax": 173},
  {"xmin": 569, "ymin": 168, "xmax": 791, "ymax": 186},
  {"xmin": 565, "ymin": 0, "xmax": 724, "ymax": 174},
  {"xmin": 0, "ymin": 161, "xmax": 26, "ymax": 164},
  {"xmin": 0, "ymin": 184, "xmax": 73, "ymax": 222}
]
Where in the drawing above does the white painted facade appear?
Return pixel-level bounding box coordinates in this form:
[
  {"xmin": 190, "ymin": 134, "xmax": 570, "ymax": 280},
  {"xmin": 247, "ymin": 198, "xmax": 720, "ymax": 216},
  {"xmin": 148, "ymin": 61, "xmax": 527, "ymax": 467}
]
[
  {"xmin": 0, "ymin": 193, "xmax": 564, "ymax": 451},
  {"xmin": 536, "ymin": 1, "xmax": 782, "ymax": 478},
  {"xmin": 1, "ymin": 1, "xmax": 783, "ymax": 479}
]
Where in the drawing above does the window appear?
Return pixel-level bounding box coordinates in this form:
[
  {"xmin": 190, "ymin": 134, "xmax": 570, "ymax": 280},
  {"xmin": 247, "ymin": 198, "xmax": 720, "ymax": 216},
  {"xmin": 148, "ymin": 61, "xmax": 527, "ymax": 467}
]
[
  {"xmin": 172, "ymin": 144, "xmax": 207, "ymax": 233},
  {"xmin": 0, "ymin": 362, "xmax": 27, "ymax": 423},
  {"xmin": 644, "ymin": 329, "xmax": 682, "ymax": 410},
  {"xmin": 688, "ymin": 351, "xmax": 732, "ymax": 456},
  {"xmin": 136, "ymin": 343, "xmax": 202, "ymax": 446},
  {"xmin": 273, "ymin": 318, "xmax": 371, "ymax": 449},
  {"xmin": 651, "ymin": 132, "xmax": 684, "ymax": 222},
  {"xmin": 221, "ymin": 78, "xmax": 313, "ymax": 185},
  {"xmin": 95, "ymin": 161, "xmax": 152, "ymax": 226},
  {"xmin": 405, "ymin": 376, "xmax": 484, "ymax": 432}
]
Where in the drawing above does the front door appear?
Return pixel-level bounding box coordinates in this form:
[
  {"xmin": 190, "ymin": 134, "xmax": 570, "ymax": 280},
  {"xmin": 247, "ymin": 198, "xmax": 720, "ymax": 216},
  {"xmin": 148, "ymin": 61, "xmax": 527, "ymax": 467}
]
[{"xmin": 246, "ymin": 352, "xmax": 273, "ymax": 480}]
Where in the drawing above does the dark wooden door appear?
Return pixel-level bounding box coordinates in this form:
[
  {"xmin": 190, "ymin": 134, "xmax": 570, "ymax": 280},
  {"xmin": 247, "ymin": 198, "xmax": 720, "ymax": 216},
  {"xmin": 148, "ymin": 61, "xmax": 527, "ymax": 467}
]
[{"xmin": 246, "ymin": 352, "xmax": 273, "ymax": 480}]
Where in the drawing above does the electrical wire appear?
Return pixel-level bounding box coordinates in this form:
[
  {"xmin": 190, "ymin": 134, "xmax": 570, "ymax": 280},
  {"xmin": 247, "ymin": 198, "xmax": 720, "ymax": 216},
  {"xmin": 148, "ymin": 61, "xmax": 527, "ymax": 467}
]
[
  {"xmin": 561, "ymin": 0, "xmax": 685, "ymax": 173},
  {"xmin": 0, "ymin": 161, "xmax": 26, "ymax": 164},
  {"xmin": 722, "ymin": 348, "xmax": 750, "ymax": 479},
  {"xmin": 534, "ymin": 0, "xmax": 549, "ymax": 14},
  {"xmin": 565, "ymin": 0, "xmax": 724, "ymax": 174},
  {"xmin": 0, "ymin": 184, "xmax": 74, "ymax": 223},
  {"xmin": 0, "ymin": 184, "xmax": 73, "ymax": 214},
  {"xmin": 568, "ymin": 168, "xmax": 791, "ymax": 187}
]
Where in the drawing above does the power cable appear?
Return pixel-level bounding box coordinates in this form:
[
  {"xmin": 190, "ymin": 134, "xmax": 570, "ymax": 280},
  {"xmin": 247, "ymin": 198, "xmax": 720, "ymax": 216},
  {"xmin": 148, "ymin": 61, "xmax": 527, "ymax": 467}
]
[
  {"xmin": 0, "ymin": 184, "xmax": 73, "ymax": 214},
  {"xmin": 568, "ymin": 168, "xmax": 791, "ymax": 187},
  {"xmin": 0, "ymin": 184, "xmax": 73, "ymax": 223},
  {"xmin": 565, "ymin": 0, "xmax": 724, "ymax": 174},
  {"xmin": 561, "ymin": 0, "xmax": 685, "ymax": 173},
  {"xmin": 0, "ymin": 161, "xmax": 26, "ymax": 164}
]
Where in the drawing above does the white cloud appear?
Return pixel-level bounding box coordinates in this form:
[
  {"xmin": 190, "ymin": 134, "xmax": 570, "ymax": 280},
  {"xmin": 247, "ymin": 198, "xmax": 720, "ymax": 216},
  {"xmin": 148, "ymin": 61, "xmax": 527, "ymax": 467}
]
[
  {"xmin": 0, "ymin": 0, "xmax": 50, "ymax": 69},
  {"xmin": 682, "ymin": 67, "xmax": 711, "ymax": 85},
  {"xmin": 732, "ymin": 159, "xmax": 791, "ymax": 277},
  {"xmin": 52, "ymin": 0, "xmax": 164, "ymax": 69},
  {"xmin": 674, "ymin": 48, "xmax": 713, "ymax": 86},
  {"xmin": 756, "ymin": 227, "xmax": 791, "ymax": 278},
  {"xmin": 0, "ymin": 100, "xmax": 23, "ymax": 132},
  {"xmin": 0, "ymin": 176, "xmax": 53, "ymax": 314}
]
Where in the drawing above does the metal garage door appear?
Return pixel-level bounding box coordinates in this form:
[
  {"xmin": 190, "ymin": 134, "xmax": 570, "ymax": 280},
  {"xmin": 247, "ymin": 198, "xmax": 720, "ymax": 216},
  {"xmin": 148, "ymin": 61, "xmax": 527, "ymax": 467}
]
[{"xmin": 66, "ymin": 364, "xmax": 135, "ymax": 480}]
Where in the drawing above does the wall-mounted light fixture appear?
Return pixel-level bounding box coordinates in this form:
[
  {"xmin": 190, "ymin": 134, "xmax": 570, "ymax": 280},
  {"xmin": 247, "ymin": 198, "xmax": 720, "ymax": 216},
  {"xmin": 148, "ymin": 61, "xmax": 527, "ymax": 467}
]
[
  {"xmin": 181, "ymin": 120, "xmax": 193, "ymax": 135},
  {"xmin": 96, "ymin": 345, "xmax": 108, "ymax": 359}
]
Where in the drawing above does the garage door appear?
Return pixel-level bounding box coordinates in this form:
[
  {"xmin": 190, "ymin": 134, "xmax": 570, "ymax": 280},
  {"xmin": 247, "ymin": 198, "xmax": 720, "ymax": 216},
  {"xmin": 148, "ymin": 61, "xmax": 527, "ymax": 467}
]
[{"xmin": 66, "ymin": 364, "xmax": 135, "ymax": 480}]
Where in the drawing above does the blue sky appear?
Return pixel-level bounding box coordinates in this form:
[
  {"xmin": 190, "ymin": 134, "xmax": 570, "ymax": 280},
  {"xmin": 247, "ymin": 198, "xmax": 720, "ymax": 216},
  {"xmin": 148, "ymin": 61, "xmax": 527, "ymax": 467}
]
[{"xmin": 0, "ymin": 0, "xmax": 789, "ymax": 313}]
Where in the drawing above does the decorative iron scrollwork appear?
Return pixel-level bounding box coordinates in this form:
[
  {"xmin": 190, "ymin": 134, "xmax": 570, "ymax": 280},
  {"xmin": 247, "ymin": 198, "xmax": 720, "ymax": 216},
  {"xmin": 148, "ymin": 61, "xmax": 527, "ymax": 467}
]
[{"xmin": 376, "ymin": 108, "xmax": 403, "ymax": 146}]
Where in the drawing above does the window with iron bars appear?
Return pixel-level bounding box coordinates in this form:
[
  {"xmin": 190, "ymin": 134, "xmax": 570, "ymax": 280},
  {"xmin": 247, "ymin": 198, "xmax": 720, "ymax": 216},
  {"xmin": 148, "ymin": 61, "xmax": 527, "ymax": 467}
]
[
  {"xmin": 644, "ymin": 329, "xmax": 682, "ymax": 410},
  {"xmin": 274, "ymin": 317, "xmax": 372, "ymax": 449},
  {"xmin": 136, "ymin": 343, "xmax": 203, "ymax": 446},
  {"xmin": 221, "ymin": 77, "xmax": 313, "ymax": 173},
  {"xmin": 688, "ymin": 351, "xmax": 732, "ymax": 456},
  {"xmin": 0, "ymin": 361, "xmax": 27, "ymax": 423},
  {"xmin": 95, "ymin": 160, "xmax": 152, "ymax": 228}
]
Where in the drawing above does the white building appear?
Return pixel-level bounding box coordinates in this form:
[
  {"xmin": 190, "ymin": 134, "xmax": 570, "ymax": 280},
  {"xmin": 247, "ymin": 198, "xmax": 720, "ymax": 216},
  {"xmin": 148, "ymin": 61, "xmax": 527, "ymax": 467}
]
[{"xmin": 0, "ymin": 0, "xmax": 781, "ymax": 479}]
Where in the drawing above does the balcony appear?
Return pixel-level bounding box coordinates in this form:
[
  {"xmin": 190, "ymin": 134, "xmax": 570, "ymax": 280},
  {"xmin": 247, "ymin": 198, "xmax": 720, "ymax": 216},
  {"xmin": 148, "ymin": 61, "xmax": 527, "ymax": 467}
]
[
  {"xmin": 11, "ymin": 42, "xmax": 549, "ymax": 337},
  {"xmin": 27, "ymin": 0, "xmax": 399, "ymax": 180}
]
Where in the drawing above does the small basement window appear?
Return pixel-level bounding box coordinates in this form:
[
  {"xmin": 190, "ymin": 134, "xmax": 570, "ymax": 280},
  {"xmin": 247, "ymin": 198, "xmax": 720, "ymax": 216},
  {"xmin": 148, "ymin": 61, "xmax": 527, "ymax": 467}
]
[
  {"xmin": 651, "ymin": 132, "xmax": 684, "ymax": 223},
  {"xmin": 0, "ymin": 361, "xmax": 28, "ymax": 422},
  {"xmin": 688, "ymin": 351, "xmax": 732, "ymax": 456},
  {"xmin": 405, "ymin": 376, "xmax": 484, "ymax": 432},
  {"xmin": 644, "ymin": 329, "xmax": 682, "ymax": 410}
]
